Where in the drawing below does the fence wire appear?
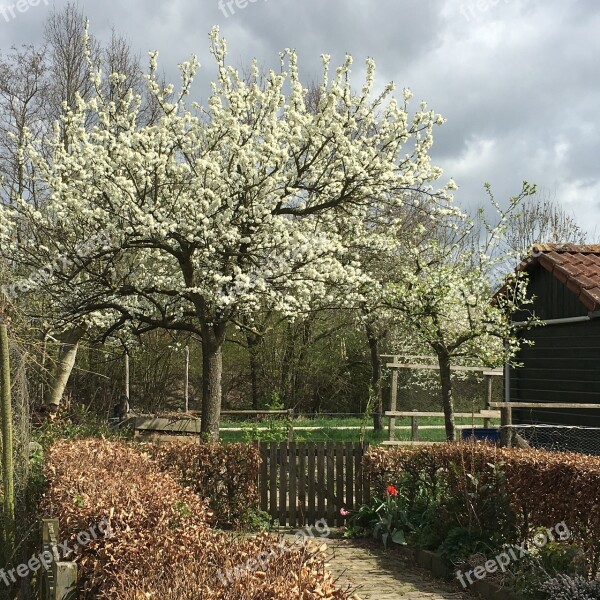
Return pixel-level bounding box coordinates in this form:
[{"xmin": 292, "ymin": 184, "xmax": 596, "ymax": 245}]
[{"xmin": 502, "ymin": 424, "xmax": 600, "ymax": 456}]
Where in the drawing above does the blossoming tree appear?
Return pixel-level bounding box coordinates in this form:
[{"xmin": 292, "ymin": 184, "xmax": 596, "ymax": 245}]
[
  {"xmin": 383, "ymin": 184, "xmax": 536, "ymax": 440},
  {"xmin": 1, "ymin": 28, "xmax": 456, "ymax": 439}
]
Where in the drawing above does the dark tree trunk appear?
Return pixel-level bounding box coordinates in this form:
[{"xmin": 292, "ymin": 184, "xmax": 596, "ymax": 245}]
[
  {"xmin": 246, "ymin": 331, "xmax": 261, "ymax": 410},
  {"xmin": 280, "ymin": 323, "xmax": 295, "ymax": 408},
  {"xmin": 365, "ymin": 321, "xmax": 383, "ymax": 431},
  {"xmin": 436, "ymin": 349, "xmax": 456, "ymax": 441},
  {"xmin": 200, "ymin": 323, "xmax": 226, "ymax": 441}
]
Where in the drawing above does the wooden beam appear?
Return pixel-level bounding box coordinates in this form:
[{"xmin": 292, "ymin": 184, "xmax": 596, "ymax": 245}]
[
  {"xmin": 385, "ymin": 363, "xmax": 503, "ymax": 374},
  {"xmin": 220, "ymin": 409, "xmax": 292, "ymax": 415},
  {"xmin": 386, "ymin": 411, "xmax": 501, "ymax": 419},
  {"xmin": 491, "ymin": 402, "xmax": 600, "ymax": 409},
  {"xmin": 134, "ymin": 417, "xmax": 201, "ymax": 433},
  {"xmin": 382, "ymin": 441, "xmax": 440, "ymax": 446}
]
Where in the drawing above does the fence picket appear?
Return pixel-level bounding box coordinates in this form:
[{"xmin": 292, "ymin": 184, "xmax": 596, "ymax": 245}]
[
  {"xmin": 307, "ymin": 442, "xmax": 316, "ymax": 525},
  {"xmin": 289, "ymin": 442, "xmax": 297, "ymax": 527},
  {"xmin": 257, "ymin": 442, "xmax": 368, "ymax": 526},
  {"xmin": 278, "ymin": 441, "xmax": 287, "ymax": 526},
  {"xmin": 298, "ymin": 443, "xmax": 306, "ymax": 526}
]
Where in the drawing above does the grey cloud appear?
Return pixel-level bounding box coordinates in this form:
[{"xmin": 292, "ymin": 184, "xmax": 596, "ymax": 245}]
[{"xmin": 2, "ymin": 0, "xmax": 598, "ymax": 234}]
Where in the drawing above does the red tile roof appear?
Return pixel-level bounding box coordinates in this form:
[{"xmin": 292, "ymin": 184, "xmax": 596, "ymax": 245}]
[{"xmin": 519, "ymin": 244, "xmax": 600, "ymax": 311}]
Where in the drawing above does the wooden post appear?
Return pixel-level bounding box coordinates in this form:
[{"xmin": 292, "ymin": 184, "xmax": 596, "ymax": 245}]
[
  {"xmin": 501, "ymin": 405, "xmax": 513, "ymax": 447},
  {"xmin": 0, "ymin": 322, "xmax": 15, "ymax": 561},
  {"xmin": 484, "ymin": 374, "xmax": 492, "ymax": 428},
  {"xmin": 124, "ymin": 351, "xmax": 130, "ymax": 400},
  {"xmin": 54, "ymin": 562, "xmax": 77, "ymax": 600},
  {"xmin": 41, "ymin": 519, "xmax": 77, "ymax": 600},
  {"xmin": 411, "ymin": 409, "xmax": 419, "ymax": 442},
  {"xmin": 388, "ymin": 367, "xmax": 398, "ymax": 442},
  {"xmin": 184, "ymin": 345, "xmax": 190, "ymax": 413},
  {"xmin": 501, "ymin": 354, "xmax": 512, "ymax": 447}
]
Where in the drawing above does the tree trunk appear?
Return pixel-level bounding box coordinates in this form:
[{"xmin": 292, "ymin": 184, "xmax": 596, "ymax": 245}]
[
  {"xmin": 365, "ymin": 321, "xmax": 383, "ymax": 431},
  {"xmin": 436, "ymin": 349, "xmax": 457, "ymax": 441},
  {"xmin": 280, "ymin": 323, "xmax": 295, "ymax": 408},
  {"xmin": 46, "ymin": 326, "xmax": 86, "ymax": 412},
  {"xmin": 246, "ymin": 332, "xmax": 261, "ymax": 410},
  {"xmin": 200, "ymin": 323, "xmax": 226, "ymax": 441}
]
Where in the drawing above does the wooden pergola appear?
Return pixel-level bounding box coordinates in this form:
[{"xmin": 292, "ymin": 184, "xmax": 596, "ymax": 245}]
[{"xmin": 381, "ymin": 355, "xmax": 504, "ymax": 445}]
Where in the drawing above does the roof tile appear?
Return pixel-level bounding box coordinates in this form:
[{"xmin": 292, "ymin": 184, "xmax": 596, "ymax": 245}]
[{"xmin": 521, "ymin": 244, "xmax": 600, "ymax": 311}]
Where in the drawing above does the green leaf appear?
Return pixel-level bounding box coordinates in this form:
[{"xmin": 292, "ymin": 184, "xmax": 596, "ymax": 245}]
[{"xmin": 392, "ymin": 529, "xmax": 407, "ymax": 545}]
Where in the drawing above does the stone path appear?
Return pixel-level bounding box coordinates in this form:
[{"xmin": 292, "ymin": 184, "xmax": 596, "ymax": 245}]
[{"xmin": 287, "ymin": 534, "xmax": 472, "ymax": 600}]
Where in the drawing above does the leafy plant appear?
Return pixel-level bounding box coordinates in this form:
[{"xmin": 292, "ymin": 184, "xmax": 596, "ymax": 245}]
[
  {"xmin": 345, "ymin": 485, "xmax": 412, "ymax": 548},
  {"xmin": 505, "ymin": 542, "xmax": 587, "ymax": 598},
  {"xmin": 238, "ymin": 508, "xmax": 273, "ymax": 532},
  {"xmin": 540, "ymin": 574, "xmax": 600, "ymax": 600},
  {"xmin": 264, "ymin": 391, "xmax": 285, "ymax": 411},
  {"xmin": 437, "ymin": 526, "xmax": 501, "ymax": 565},
  {"xmin": 241, "ymin": 418, "xmax": 289, "ymax": 442}
]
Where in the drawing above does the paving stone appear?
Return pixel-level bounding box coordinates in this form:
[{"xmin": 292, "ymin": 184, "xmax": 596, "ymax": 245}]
[{"xmin": 283, "ymin": 533, "xmax": 473, "ymax": 600}]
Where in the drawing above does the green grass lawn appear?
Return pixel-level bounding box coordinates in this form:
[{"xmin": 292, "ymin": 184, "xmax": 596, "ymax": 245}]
[{"xmin": 218, "ymin": 415, "xmax": 500, "ymax": 444}]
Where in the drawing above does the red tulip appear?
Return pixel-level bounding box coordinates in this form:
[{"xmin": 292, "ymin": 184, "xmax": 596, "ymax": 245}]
[{"xmin": 386, "ymin": 485, "xmax": 398, "ymax": 497}]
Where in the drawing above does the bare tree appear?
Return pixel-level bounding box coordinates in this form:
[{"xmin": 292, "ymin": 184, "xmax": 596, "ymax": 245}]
[
  {"xmin": 43, "ymin": 3, "xmax": 101, "ymax": 124},
  {"xmin": 0, "ymin": 6, "xmax": 149, "ymax": 413},
  {"xmin": 0, "ymin": 45, "xmax": 49, "ymax": 207},
  {"xmin": 504, "ymin": 190, "xmax": 587, "ymax": 255}
]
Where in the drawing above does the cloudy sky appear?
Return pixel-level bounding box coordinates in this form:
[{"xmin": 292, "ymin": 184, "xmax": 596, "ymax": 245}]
[{"xmin": 2, "ymin": 0, "xmax": 599, "ymax": 231}]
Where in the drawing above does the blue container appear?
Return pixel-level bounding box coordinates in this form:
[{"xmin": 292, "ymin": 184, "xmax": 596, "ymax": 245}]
[{"xmin": 461, "ymin": 428, "xmax": 500, "ymax": 444}]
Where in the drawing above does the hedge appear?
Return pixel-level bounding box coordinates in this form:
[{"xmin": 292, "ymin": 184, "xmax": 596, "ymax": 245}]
[
  {"xmin": 42, "ymin": 439, "xmax": 353, "ymax": 599},
  {"xmin": 364, "ymin": 443, "xmax": 600, "ymax": 577},
  {"xmin": 145, "ymin": 440, "xmax": 260, "ymax": 527}
]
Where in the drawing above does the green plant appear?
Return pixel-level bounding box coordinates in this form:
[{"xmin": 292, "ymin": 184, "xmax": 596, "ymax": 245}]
[
  {"xmin": 411, "ymin": 500, "xmax": 452, "ymax": 550},
  {"xmin": 345, "ymin": 485, "xmax": 412, "ymax": 548},
  {"xmin": 241, "ymin": 418, "xmax": 289, "ymax": 442},
  {"xmin": 505, "ymin": 541, "xmax": 587, "ymax": 598},
  {"xmin": 264, "ymin": 392, "xmax": 285, "ymax": 411},
  {"xmin": 437, "ymin": 526, "xmax": 501, "ymax": 565},
  {"xmin": 540, "ymin": 574, "xmax": 600, "ymax": 599},
  {"xmin": 239, "ymin": 508, "xmax": 273, "ymax": 532}
]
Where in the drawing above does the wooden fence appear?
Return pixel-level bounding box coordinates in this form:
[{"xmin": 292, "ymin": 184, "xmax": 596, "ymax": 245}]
[
  {"xmin": 384, "ymin": 410, "xmax": 501, "ymax": 445},
  {"xmin": 40, "ymin": 519, "xmax": 77, "ymax": 600},
  {"xmin": 257, "ymin": 441, "xmax": 370, "ymax": 527}
]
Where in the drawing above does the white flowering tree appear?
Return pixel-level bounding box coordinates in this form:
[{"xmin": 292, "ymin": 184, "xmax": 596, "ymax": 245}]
[
  {"xmin": 1, "ymin": 28, "xmax": 456, "ymax": 439},
  {"xmin": 383, "ymin": 183, "xmax": 535, "ymax": 440}
]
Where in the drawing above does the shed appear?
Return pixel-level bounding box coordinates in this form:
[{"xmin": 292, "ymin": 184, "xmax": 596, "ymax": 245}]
[{"xmin": 509, "ymin": 244, "xmax": 600, "ymax": 429}]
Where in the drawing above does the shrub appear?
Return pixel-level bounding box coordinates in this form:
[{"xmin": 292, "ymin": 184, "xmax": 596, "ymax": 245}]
[
  {"xmin": 540, "ymin": 574, "xmax": 600, "ymax": 600},
  {"xmin": 43, "ymin": 439, "xmax": 352, "ymax": 599},
  {"xmin": 145, "ymin": 441, "xmax": 260, "ymax": 527},
  {"xmin": 364, "ymin": 443, "xmax": 600, "ymax": 577}
]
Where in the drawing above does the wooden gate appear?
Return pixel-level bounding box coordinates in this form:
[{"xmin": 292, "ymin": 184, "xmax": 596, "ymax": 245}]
[{"xmin": 257, "ymin": 441, "xmax": 370, "ymax": 527}]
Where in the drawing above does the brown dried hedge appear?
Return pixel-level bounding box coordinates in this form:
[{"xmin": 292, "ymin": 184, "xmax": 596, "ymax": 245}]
[
  {"xmin": 364, "ymin": 443, "xmax": 600, "ymax": 576},
  {"xmin": 145, "ymin": 441, "xmax": 260, "ymax": 527},
  {"xmin": 43, "ymin": 439, "xmax": 353, "ymax": 599}
]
